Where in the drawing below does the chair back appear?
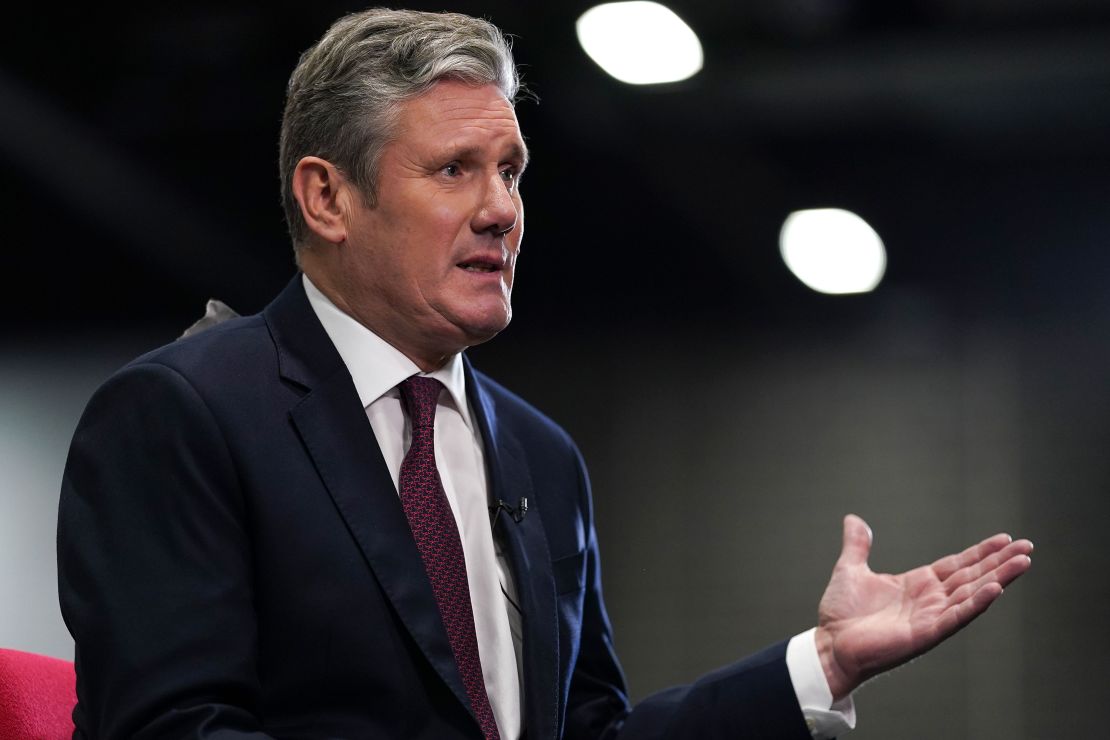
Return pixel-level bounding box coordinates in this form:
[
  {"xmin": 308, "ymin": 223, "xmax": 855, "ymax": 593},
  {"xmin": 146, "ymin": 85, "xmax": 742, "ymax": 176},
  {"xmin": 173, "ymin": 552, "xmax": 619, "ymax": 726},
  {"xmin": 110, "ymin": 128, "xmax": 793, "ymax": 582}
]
[{"xmin": 0, "ymin": 648, "xmax": 76, "ymax": 740}]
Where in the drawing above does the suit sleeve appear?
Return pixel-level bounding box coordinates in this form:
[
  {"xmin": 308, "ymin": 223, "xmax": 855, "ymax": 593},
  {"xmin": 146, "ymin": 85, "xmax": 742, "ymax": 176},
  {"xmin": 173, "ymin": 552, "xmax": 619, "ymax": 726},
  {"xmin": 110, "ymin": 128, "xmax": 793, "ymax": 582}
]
[
  {"xmin": 561, "ymin": 446, "xmax": 815, "ymax": 740},
  {"xmin": 57, "ymin": 362, "xmax": 276, "ymax": 739}
]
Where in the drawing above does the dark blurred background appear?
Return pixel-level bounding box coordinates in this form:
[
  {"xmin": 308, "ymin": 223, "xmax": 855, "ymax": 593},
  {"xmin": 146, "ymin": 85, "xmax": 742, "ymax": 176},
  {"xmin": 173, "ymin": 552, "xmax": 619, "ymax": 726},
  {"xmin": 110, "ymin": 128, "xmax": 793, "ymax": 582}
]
[{"xmin": 3, "ymin": 2, "xmax": 1109, "ymax": 737}]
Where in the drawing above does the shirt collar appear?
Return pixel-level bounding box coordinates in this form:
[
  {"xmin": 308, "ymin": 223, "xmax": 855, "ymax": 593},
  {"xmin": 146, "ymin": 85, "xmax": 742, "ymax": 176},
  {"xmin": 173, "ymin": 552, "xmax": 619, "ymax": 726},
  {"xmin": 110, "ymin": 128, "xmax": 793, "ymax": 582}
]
[{"xmin": 302, "ymin": 274, "xmax": 473, "ymax": 428}]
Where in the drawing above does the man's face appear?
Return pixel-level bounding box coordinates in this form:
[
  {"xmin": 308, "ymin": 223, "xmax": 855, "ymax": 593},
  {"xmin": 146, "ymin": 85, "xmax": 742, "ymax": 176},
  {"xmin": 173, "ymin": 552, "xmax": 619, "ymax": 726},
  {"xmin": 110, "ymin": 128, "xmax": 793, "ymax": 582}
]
[{"xmin": 334, "ymin": 79, "xmax": 527, "ymax": 366}]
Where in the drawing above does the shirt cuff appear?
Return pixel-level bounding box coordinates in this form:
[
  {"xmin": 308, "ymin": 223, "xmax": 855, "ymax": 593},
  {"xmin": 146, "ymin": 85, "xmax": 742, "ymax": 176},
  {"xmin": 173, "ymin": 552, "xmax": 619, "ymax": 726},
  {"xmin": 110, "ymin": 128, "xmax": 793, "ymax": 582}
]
[{"xmin": 786, "ymin": 628, "xmax": 857, "ymax": 738}]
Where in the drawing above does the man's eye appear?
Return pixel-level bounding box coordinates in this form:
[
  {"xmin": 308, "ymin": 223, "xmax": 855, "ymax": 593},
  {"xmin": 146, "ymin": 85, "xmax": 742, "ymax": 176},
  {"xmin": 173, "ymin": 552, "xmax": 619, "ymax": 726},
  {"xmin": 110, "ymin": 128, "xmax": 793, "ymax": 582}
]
[
  {"xmin": 500, "ymin": 168, "xmax": 518, "ymax": 189},
  {"xmin": 443, "ymin": 163, "xmax": 461, "ymax": 176}
]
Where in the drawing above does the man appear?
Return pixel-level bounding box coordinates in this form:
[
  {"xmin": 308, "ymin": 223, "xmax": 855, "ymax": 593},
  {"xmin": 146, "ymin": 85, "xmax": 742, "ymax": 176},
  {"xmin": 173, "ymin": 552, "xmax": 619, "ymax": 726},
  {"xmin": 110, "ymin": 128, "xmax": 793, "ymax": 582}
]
[{"xmin": 57, "ymin": 8, "xmax": 1032, "ymax": 739}]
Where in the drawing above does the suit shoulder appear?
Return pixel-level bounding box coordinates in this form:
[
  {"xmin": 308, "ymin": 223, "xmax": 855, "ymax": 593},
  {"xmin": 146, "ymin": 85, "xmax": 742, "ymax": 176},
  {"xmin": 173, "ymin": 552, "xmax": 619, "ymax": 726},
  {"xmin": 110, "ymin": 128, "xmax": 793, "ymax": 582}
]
[
  {"xmin": 122, "ymin": 313, "xmax": 273, "ymax": 384},
  {"xmin": 78, "ymin": 314, "xmax": 280, "ymax": 423}
]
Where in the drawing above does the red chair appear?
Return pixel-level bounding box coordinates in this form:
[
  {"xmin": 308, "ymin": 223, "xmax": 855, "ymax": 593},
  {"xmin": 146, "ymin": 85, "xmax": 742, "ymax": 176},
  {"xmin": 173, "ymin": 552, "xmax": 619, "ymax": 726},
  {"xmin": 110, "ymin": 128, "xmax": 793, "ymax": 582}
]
[{"xmin": 0, "ymin": 648, "xmax": 76, "ymax": 739}]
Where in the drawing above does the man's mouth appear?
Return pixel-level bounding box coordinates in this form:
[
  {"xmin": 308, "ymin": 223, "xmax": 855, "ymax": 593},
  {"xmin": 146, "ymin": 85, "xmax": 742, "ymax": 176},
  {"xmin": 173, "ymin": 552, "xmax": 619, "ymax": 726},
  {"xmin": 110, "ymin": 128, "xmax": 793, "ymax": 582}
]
[{"xmin": 457, "ymin": 260, "xmax": 501, "ymax": 273}]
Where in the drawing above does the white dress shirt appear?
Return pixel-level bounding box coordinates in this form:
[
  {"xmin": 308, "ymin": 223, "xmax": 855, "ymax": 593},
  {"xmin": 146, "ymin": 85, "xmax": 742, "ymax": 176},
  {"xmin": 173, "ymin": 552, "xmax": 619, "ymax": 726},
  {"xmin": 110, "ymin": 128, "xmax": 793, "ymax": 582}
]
[{"xmin": 302, "ymin": 274, "xmax": 854, "ymax": 739}]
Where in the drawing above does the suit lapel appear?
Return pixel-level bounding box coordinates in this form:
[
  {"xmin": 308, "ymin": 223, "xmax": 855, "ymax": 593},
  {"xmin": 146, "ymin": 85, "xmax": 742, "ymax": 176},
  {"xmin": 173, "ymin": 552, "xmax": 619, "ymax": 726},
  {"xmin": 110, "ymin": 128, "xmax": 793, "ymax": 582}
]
[
  {"xmin": 467, "ymin": 364, "xmax": 561, "ymax": 740},
  {"xmin": 264, "ymin": 277, "xmax": 474, "ymax": 720}
]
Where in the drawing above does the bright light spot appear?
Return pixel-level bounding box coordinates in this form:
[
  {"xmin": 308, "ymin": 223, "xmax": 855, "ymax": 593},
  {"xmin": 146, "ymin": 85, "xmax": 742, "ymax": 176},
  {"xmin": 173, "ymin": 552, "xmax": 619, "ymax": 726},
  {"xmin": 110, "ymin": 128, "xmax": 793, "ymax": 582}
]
[
  {"xmin": 576, "ymin": 2, "xmax": 703, "ymax": 85},
  {"xmin": 779, "ymin": 208, "xmax": 886, "ymax": 295}
]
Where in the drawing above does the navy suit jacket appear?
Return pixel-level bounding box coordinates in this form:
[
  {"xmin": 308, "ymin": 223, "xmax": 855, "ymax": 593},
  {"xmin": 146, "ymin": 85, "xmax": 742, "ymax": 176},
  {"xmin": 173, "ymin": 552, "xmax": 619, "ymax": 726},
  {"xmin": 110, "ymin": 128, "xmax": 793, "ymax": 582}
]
[{"xmin": 58, "ymin": 277, "xmax": 814, "ymax": 739}]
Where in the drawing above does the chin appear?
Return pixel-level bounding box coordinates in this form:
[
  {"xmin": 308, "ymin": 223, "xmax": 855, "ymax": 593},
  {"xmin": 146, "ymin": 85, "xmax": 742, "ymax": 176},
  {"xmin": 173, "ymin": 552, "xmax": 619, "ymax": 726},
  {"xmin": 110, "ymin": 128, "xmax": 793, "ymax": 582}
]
[
  {"xmin": 458, "ymin": 311, "xmax": 512, "ymax": 347},
  {"xmin": 464, "ymin": 321, "xmax": 510, "ymax": 347},
  {"xmin": 430, "ymin": 297, "xmax": 512, "ymax": 349}
]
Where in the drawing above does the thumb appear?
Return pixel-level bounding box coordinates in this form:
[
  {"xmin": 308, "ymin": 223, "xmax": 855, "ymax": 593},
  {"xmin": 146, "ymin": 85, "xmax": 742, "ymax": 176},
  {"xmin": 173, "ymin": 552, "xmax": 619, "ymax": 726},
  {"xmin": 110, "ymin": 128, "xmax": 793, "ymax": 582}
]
[{"xmin": 837, "ymin": 513, "xmax": 873, "ymax": 568}]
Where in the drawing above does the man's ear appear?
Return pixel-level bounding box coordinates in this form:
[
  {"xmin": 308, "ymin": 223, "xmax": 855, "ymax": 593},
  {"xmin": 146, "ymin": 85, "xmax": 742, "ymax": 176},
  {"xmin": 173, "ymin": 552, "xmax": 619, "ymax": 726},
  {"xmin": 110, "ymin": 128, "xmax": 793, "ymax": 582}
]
[{"xmin": 291, "ymin": 156, "xmax": 349, "ymax": 244}]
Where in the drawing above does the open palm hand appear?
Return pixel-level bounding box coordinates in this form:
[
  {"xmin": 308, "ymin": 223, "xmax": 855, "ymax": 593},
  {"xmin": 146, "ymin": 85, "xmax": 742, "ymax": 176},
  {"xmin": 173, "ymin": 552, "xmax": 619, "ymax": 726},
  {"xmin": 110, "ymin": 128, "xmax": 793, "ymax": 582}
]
[{"xmin": 814, "ymin": 515, "xmax": 1033, "ymax": 700}]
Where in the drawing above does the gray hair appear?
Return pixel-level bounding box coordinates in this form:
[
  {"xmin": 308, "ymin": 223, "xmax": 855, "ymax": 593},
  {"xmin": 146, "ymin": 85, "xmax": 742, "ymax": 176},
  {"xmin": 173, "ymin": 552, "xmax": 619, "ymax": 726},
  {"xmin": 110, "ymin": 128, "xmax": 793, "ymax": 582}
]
[{"xmin": 279, "ymin": 8, "xmax": 522, "ymax": 249}]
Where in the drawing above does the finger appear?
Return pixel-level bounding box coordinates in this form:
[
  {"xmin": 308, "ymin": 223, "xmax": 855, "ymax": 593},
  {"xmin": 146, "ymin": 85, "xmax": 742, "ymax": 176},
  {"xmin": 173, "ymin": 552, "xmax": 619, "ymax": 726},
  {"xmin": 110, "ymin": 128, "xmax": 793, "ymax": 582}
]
[
  {"xmin": 932, "ymin": 581, "xmax": 1005, "ymax": 642},
  {"xmin": 939, "ymin": 539, "xmax": 1034, "ymax": 594},
  {"xmin": 836, "ymin": 514, "xmax": 873, "ymax": 567},
  {"xmin": 946, "ymin": 553, "xmax": 1032, "ymax": 609},
  {"xmin": 931, "ymin": 533, "xmax": 1017, "ymax": 581}
]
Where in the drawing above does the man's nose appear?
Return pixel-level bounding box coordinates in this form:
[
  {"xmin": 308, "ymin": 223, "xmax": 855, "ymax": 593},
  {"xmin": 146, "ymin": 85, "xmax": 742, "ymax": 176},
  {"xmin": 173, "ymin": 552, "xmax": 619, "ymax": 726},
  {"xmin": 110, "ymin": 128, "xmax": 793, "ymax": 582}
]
[{"xmin": 473, "ymin": 171, "xmax": 519, "ymax": 236}]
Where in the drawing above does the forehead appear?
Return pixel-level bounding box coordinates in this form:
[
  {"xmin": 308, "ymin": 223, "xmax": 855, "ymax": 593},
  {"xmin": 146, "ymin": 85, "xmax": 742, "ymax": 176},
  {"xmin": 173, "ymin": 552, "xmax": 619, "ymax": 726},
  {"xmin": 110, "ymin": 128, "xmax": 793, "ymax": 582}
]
[{"xmin": 392, "ymin": 79, "xmax": 526, "ymax": 156}]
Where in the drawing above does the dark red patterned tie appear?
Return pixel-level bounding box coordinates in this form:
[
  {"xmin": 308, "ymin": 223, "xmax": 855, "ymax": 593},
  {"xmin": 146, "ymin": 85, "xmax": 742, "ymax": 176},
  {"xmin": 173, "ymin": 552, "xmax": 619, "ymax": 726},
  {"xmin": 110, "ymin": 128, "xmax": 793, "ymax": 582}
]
[{"xmin": 398, "ymin": 376, "xmax": 500, "ymax": 740}]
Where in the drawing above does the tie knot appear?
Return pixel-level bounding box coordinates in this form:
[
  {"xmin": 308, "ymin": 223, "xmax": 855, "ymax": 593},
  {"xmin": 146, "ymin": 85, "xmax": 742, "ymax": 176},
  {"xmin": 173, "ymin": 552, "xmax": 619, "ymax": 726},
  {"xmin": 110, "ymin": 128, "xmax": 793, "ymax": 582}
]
[{"xmin": 399, "ymin": 376, "xmax": 443, "ymax": 430}]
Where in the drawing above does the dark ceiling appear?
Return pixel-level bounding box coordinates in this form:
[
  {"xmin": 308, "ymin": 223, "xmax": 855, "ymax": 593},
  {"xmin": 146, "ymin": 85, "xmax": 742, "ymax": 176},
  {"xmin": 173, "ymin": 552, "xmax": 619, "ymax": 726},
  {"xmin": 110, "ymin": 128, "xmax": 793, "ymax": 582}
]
[{"xmin": 3, "ymin": 1, "xmax": 1109, "ymax": 340}]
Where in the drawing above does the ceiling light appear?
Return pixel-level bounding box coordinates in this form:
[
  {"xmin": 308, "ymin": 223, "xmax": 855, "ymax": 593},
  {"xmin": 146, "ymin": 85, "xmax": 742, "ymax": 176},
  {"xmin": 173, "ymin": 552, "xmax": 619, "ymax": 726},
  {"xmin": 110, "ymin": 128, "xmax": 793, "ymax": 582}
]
[
  {"xmin": 780, "ymin": 208, "xmax": 886, "ymax": 295},
  {"xmin": 576, "ymin": 2, "xmax": 703, "ymax": 85}
]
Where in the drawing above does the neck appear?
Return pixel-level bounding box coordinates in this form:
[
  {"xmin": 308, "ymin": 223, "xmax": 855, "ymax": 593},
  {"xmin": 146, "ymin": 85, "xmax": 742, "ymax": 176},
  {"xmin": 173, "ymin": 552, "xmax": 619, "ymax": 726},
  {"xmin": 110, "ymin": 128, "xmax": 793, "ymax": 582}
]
[{"xmin": 301, "ymin": 262, "xmax": 457, "ymax": 373}]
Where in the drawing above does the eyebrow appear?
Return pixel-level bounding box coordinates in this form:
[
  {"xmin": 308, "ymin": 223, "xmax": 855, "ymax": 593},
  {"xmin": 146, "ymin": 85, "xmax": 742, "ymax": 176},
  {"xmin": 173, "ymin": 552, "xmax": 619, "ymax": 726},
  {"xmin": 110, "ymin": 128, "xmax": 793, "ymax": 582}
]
[
  {"xmin": 510, "ymin": 143, "xmax": 531, "ymax": 171},
  {"xmin": 450, "ymin": 143, "xmax": 530, "ymax": 171}
]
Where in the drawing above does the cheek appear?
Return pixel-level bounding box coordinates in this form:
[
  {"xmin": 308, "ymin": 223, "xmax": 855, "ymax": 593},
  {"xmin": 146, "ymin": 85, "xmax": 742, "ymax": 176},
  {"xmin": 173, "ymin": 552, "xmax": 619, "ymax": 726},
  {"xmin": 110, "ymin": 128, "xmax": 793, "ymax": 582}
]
[
  {"xmin": 427, "ymin": 208, "xmax": 475, "ymax": 264},
  {"xmin": 427, "ymin": 198, "xmax": 472, "ymax": 232}
]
